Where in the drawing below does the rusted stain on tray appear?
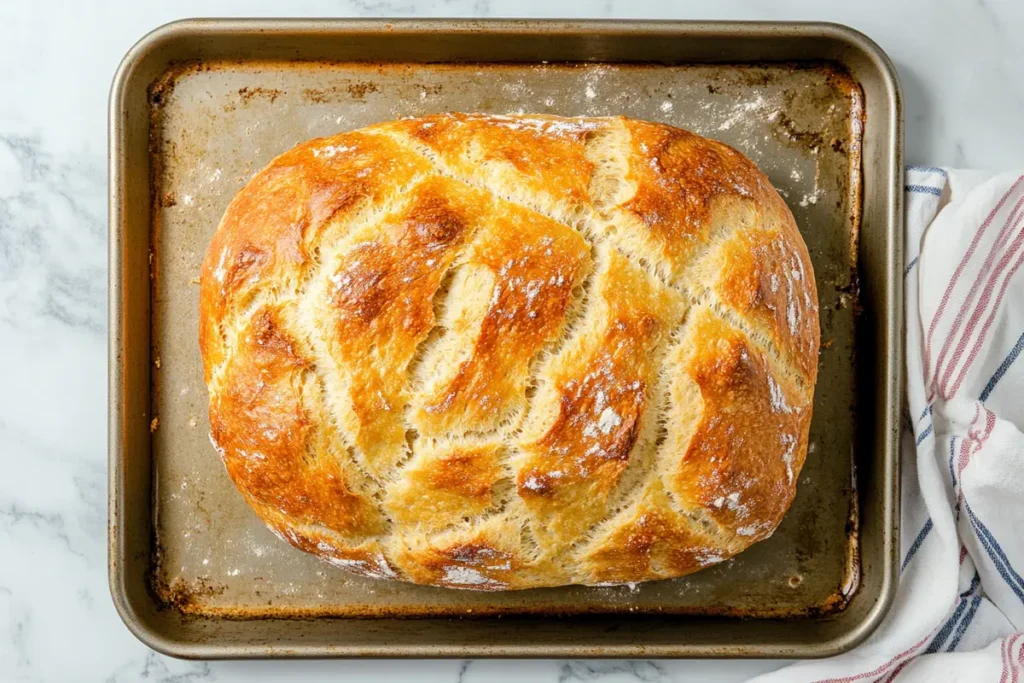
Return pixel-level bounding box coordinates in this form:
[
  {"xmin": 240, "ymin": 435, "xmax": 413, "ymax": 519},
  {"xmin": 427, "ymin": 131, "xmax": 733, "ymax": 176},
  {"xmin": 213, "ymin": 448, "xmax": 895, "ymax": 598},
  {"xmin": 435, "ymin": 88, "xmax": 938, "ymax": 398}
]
[
  {"xmin": 155, "ymin": 574, "xmax": 227, "ymax": 613},
  {"xmin": 237, "ymin": 86, "xmax": 284, "ymax": 104},
  {"xmin": 158, "ymin": 592, "xmax": 856, "ymax": 620},
  {"xmin": 146, "ymin": 58, "xmax": 864, "ymax": 622},
  {"xmin": 302, "ymin": 81, "xmax": 380, "ymax": 102}
]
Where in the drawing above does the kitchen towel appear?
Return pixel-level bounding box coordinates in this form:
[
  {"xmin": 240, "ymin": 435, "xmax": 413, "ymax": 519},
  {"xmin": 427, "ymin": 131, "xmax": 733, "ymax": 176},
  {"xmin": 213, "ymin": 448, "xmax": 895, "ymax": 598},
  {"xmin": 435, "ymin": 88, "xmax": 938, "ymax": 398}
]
[{"xmin": 755, "ymin": 168, "xmax": 1024, "ymax": 682}]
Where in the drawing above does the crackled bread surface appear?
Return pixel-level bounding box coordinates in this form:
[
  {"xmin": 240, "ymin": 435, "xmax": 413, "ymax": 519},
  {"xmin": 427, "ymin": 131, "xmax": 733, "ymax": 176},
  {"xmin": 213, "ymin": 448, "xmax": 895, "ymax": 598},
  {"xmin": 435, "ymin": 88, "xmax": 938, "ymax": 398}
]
[{"xmin": 200, "ymin": 113, "xmax": 820, "ymax": 590}]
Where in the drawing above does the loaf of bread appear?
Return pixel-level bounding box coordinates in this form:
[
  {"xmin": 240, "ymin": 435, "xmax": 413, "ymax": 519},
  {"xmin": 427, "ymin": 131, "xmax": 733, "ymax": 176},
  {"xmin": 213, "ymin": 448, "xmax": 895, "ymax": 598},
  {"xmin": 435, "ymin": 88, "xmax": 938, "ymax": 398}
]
[{"xmin": 200, "ymin": 113, "xmax": 819, "ymax": 590}]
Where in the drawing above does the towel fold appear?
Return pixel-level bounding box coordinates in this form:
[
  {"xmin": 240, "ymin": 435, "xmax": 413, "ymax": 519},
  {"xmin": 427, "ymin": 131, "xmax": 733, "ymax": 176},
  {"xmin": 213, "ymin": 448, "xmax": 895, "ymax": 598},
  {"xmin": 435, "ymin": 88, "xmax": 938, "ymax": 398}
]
[{"xmin": 755, "ymin": 169, "xmax": 1024, "ymax": 682}]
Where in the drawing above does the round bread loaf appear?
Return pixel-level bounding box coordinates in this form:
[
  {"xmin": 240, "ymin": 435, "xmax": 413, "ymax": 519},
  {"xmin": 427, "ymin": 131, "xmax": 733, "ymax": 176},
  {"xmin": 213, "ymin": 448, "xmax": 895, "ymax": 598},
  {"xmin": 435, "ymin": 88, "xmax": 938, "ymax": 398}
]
[{"xmin": 200, "ymin": 113, "xmax": 819, "ymax": 590}]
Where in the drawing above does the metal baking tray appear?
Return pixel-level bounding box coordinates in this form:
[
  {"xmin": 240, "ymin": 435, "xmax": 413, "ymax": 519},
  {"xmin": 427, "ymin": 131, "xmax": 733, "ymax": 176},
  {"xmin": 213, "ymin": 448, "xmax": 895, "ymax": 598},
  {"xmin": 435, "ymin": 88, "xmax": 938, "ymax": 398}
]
[{"xmin": 109, "ymin": 19, "xmax": 902, "ymax": 659}]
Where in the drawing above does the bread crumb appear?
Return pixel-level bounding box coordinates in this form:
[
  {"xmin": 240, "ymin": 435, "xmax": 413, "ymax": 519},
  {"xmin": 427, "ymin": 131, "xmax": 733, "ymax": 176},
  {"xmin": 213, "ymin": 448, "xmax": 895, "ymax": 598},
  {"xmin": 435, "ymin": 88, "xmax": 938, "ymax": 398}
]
[
  {"xmin": 191, "ymin": 276, "xmax": 200, "ymax": 285},
  {"xmin": 150, "ymin": 417, "xmax": 159, "ymax": 433},
  {"xmin": 154, "ymin": 357, "xmax": 161, "ymax": 369}
]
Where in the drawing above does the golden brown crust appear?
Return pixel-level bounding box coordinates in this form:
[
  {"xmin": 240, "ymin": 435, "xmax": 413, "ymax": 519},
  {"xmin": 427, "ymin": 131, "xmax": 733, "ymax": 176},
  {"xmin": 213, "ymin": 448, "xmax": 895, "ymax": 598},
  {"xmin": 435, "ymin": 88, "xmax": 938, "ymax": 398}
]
[
  {"xmin": 383, "ymin": 441, "xmax": 505, "ymax": 532},
  {"xmin": 515, "ymin": 248, "xmax": 684, "ymax": 553},
  {"xmin": 689, "ymin": 213, "xmax": 820, "ymax": 383},
  {"xmin": 577, "ymin": 480, "xmax": 730, "ymax": 584},
  {"xmin": 199, "ymin": 131, "xmax": 431, "ymax": 385},
  {"xmin": 200, "ymin": 113, "xmax": 819, "ymax": 590},
  {"xmin": 309, "ymin": 175, "xmax": 483, "ymax": 474},
  {"xmin": 208, "ymin": 305, "xmax": 382, "ymax": 538},
  {"xmin": 411, "ymin": 197, "xmax": 591, "ymax": 438},
  {"xmin": 619, "ymin": 120, "xmax": 778, "ymax": 274},
  {"xmin": 384, "ymin": 113, "xmax": 599, "ymax": 215},
  {"xmin": 667, "ymin": 307, "xmax": 812, "ymax": 544}
]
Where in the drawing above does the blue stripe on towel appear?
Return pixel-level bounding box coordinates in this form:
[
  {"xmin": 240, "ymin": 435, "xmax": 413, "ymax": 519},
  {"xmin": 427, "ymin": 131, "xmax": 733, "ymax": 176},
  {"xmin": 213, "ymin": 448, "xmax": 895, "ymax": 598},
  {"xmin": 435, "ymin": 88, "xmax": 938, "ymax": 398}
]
[{"xmin": 906, "ymin": 184, "xmax": 943, "ymax": 196}]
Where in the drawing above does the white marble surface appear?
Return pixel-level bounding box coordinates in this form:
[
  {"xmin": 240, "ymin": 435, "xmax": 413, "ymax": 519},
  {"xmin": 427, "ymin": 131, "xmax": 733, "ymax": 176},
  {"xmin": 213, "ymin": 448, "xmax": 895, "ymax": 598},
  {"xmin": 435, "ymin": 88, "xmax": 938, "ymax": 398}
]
[{"xmin": 1, "ymin": 1, "xmax": 1022, "ymax": 681}]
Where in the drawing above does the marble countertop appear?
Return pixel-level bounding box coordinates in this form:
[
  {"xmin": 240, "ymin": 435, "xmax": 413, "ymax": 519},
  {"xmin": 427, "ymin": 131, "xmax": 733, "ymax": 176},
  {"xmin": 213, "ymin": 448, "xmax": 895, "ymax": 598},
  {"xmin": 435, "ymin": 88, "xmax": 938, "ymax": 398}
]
[{"xmin": 2, "ymin": 1, "xmax": 1021, "ymax": 681}]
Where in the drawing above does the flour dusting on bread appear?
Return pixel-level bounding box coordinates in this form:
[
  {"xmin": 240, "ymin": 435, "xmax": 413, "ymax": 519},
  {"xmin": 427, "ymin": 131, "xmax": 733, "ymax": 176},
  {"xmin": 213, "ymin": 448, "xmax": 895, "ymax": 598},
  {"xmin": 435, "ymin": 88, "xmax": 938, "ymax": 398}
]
[{"xmin": 199, "ymin": 113, "xmax": 819, "ymax": 590}]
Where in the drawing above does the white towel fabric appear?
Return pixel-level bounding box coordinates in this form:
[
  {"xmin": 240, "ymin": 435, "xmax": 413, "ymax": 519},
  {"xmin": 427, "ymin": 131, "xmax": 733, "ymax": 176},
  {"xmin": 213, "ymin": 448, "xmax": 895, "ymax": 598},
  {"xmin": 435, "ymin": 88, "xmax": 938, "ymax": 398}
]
[{"xmin": 754, "ymin": 169, "xmax": 1024, "ymax": 682}]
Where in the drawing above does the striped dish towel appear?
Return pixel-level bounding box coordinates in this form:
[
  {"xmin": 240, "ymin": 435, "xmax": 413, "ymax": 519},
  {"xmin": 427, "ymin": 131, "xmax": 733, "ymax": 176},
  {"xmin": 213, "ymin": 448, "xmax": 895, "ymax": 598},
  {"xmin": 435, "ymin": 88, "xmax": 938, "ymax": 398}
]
[{"xmin": 755, "ymin": 169, "xmax": 1024, "ymax": 682}]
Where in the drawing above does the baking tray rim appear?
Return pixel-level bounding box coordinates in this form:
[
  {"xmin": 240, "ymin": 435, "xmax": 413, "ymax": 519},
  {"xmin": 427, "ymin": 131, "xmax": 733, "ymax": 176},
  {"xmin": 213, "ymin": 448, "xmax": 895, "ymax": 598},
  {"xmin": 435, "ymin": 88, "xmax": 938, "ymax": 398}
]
[{"xmin": 108, "ymin": 17, "xmax": 903, "ymax": 659}]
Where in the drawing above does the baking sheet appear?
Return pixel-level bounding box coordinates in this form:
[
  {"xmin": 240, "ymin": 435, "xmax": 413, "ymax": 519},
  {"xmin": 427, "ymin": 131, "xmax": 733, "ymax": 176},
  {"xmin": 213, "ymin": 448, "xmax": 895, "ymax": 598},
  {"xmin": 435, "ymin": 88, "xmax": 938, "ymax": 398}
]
[
  {"xmin": 109, "ymin": 19, "xmax": 902, "ymax": 658},
  {"xmin": 150, "ymin": 59, "xmax": 861, "ymax": 618}
]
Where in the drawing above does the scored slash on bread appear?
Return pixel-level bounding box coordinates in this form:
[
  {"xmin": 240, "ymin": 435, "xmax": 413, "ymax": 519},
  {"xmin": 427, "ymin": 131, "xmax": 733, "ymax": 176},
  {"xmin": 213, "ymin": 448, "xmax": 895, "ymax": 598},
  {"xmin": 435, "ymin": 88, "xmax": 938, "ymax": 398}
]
[{"xmin": 199, "ymin": 113, "xmax": 819, "ymax": 590}]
